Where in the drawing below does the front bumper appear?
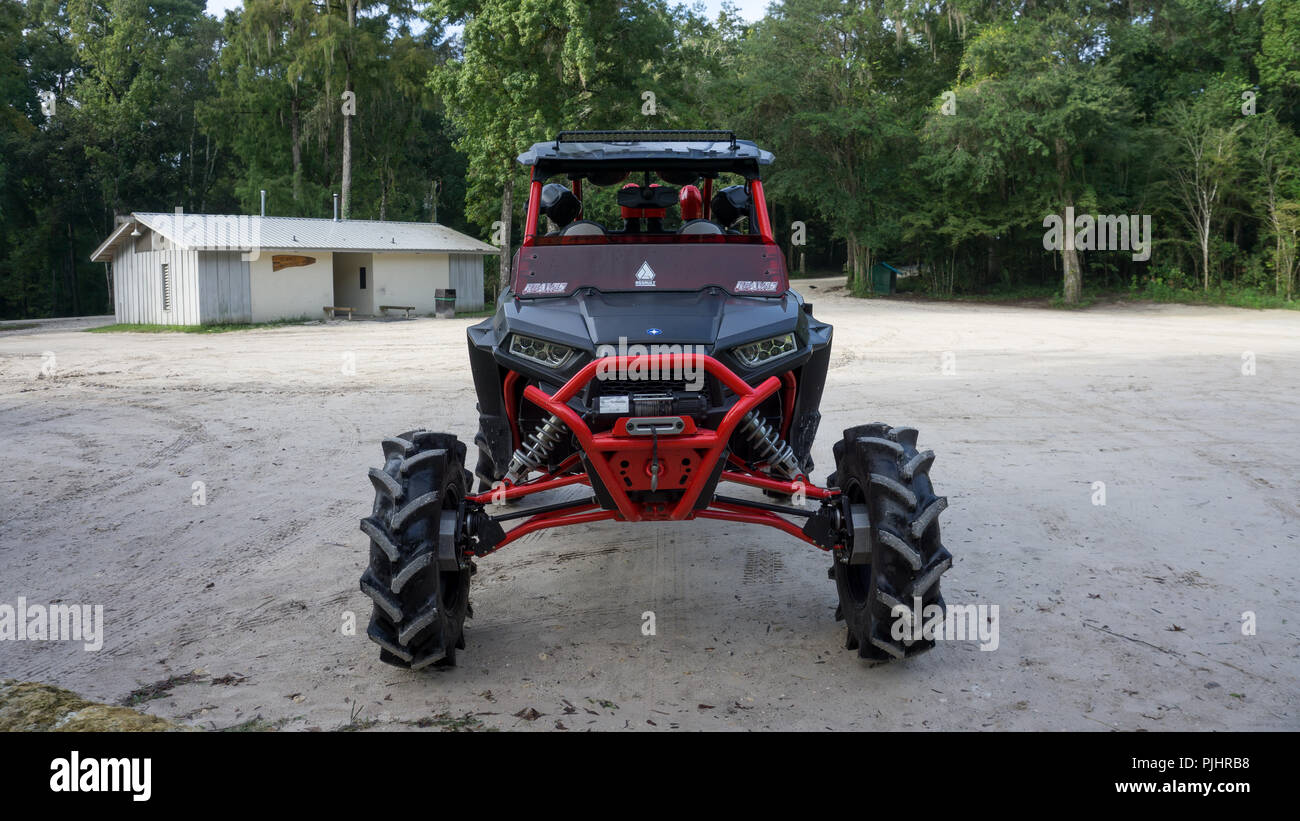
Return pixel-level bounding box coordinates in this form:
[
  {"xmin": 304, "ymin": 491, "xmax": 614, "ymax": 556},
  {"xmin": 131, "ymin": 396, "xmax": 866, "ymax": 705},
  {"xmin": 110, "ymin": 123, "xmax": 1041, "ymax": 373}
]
[{"xmin": 464, "ymin": 353, "xmax": 840, "ymax": 553}]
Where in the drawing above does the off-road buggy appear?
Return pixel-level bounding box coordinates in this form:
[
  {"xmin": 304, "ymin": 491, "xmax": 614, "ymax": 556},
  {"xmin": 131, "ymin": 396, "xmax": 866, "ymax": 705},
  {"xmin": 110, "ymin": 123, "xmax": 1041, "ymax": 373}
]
[{"xmin": 360, "ymin": 130, "xmax": 951, "ymax": 670}]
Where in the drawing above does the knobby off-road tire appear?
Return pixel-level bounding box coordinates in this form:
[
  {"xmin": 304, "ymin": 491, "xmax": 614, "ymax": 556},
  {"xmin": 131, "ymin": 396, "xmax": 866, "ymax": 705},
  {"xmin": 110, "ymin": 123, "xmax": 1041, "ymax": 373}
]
[
  {"xmin": 359, "ymin": 430, "xmax": 474, "ymax": 670},
  {"xmin": 829, "ymin": 423, "xmax": 951, "ymax": 661}
]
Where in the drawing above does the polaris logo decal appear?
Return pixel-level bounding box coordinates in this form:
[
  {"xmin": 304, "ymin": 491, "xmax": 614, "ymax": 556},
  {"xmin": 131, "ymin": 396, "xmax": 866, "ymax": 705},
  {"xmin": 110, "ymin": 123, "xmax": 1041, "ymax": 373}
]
[
  {"xmin": 646, "ymin": 328, "xmax": 663, "ymax": 336},
  {"xmin": 735, "ymin": 280, "xmax": 779, "ymax": 293},
  {"xmin": 634, "ymin": 261, "xmax": 656, "ymax": 287}
]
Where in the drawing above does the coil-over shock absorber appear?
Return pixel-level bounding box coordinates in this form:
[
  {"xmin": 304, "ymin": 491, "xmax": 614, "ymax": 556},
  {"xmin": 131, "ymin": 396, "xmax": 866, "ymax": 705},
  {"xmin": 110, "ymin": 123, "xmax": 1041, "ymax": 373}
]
[
  {"xmin": 505, "ymin": 414, "xmax": 568, "ymax": 484},
  {"xmin": 737, "ymin": 410, "xmax": 803, "ymax": 480}
]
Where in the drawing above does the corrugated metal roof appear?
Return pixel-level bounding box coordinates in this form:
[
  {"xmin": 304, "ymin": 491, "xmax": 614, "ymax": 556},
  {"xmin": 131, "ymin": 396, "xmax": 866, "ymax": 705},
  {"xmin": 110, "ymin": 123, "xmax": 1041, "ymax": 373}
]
[
  {"xmin": 92, "ymin": 212, "xmax": 497, "ymax": 262},
  {"xmin": 90, "ymin": 220, "xmax": 138, "ymax": 262}
]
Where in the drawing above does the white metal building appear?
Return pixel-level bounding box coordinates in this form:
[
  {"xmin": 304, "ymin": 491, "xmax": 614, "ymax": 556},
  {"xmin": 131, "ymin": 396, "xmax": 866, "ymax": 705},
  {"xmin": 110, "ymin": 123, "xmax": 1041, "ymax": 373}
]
[{"xmin": 91, "ymin": 212, "xmax": 497, "ymax": 325}]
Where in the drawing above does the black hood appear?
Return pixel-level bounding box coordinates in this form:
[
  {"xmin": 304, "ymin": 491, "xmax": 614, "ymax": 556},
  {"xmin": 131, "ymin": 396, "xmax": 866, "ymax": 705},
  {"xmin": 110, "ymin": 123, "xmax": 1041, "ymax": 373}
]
[
  {"xmin": 501, "ymin": 287, "xmax": 801, "ymax": 351},
  {"xmin": 468, "ymin": 286, "xmax": 831, "ymax": 389}
]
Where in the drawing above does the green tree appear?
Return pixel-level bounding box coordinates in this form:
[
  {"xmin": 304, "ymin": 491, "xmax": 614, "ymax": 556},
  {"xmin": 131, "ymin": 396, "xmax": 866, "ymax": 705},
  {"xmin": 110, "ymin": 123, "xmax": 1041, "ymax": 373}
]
[
  {"xmin": 1258, "ymin": 0, "xmax": 1300, "ymax": 128},
  {"xmin": 736, "ymin": 0, "xmax": 922, "ymax": 287},
  {"xmin": 428, "ymin": 0, "xmax": 680, "ymax": 290},
  {"xmin": 0, "ymin": 0, "xmax": 221, "ymax": 316},
  {"xmin": 1159, "ymin": 80, "xmax": 1244, "ymax": 290},
  {"xmin": 202, "ymin": 0, "xmax": 461, "ymax": 225},
  {"xmin": 1245, "ymin": 110, "xmax": 1300, "ymax": 298},
  {"xmin": 919, "ymin": 3, "xmax": 1132, "ymax": 303},
  {"xmin": 66, "ymin": 0, "xmax": 222, "ymax": 213},
  {"xmin": 201, "ymin": 0, "xmax": 321, "ymax": 212}
]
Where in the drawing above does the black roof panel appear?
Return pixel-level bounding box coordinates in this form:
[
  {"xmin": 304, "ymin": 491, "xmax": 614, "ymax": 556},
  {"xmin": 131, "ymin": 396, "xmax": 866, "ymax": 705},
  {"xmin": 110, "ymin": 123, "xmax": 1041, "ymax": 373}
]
[{"xmin": 518, "ymin": 130, "xmax": 774, "ymax": 176}]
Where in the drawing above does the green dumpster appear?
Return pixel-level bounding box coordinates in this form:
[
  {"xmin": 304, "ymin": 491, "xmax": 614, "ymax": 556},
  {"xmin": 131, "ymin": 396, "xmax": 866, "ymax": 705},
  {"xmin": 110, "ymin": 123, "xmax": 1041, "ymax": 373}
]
[{"xmin": 869, "ymin": 262, "xmax": 901, "ymax": 295}]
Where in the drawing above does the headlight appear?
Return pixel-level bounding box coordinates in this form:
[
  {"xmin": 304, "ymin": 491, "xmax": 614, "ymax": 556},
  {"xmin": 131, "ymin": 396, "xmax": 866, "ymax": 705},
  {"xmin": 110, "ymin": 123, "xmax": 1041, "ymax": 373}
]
[
  {"xmin": 732, "ymin": 333, "xmax": 797, "ymax": 367},
  {"xmin": 509, "ymin": 334, "xmax": 575, "ymax": 368}
]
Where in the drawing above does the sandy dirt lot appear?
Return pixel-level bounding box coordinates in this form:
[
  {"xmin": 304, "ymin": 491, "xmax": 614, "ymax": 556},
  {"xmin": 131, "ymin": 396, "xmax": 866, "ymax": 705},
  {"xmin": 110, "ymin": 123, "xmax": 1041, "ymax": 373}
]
[{"xmin": 1, "ymin": 280, "xmax": 1296, "ymax": 731}]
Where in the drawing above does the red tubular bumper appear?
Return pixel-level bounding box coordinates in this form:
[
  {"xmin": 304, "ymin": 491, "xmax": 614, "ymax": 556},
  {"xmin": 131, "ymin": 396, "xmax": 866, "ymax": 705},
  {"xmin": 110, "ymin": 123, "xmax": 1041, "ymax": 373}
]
[{"xmin": 465, "ymin": 353, "xmax": 838, "ymax": 552}]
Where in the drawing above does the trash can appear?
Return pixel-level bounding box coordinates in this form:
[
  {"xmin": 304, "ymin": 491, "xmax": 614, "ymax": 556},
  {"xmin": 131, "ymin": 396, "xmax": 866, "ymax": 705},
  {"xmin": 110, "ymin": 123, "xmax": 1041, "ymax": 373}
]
[
  {"xmin": 870, "ymin": 263, "xmax": 898, "ymax": 295},
  {"xmin": 435, "ymin": 288, "xmax": 457, "ymax": 318}
]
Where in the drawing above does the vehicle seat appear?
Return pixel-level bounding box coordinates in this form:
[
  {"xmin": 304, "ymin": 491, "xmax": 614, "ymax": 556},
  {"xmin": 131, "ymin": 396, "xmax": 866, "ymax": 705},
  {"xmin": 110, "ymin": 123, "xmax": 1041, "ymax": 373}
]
[
  {"xmin": 678, "ymin": 219, "xmax": 724, "ymax": 235},
  {"xmin": 560, "ymin": 220, "xmax": 606, "ymax": 237},
  {"xmin": 620, "ymin": 182, "xmax": 673, "ymax": 233}
]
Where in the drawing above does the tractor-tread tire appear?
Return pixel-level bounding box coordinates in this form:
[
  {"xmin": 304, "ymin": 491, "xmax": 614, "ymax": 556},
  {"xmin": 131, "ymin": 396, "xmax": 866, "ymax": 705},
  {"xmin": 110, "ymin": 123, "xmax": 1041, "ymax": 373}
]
[
  {"xmin": 829, "ymin": 422, "xmax": 951, "ymax": 661},
  {"xmin": 360, "ymin": 429, "xmax": 472, "ymax": 670}
]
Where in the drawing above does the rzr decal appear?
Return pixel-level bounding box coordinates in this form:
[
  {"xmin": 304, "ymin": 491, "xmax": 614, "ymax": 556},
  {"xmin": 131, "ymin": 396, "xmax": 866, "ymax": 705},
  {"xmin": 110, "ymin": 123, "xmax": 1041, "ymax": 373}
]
[{"xmin": 522, "ymin": 281, "xmax": 568, "ymax": 295}]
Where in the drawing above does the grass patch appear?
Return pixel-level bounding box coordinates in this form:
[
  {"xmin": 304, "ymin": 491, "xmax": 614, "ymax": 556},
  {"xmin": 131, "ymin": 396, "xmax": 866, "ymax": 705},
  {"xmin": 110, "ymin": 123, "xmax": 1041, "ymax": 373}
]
[
  {"xmin": 854, "ymin": 275, "xmax": 1064, "ymax": 303},
  {"xmin": 452, "ymin": 302, "xmax": 497, "ymax": 319},
  {"xmin": 337, "ymin": 717, "xmax": 380, "ymax": 732},
  {"xmin": 87, "ymin": 317, "xmax": 314, "ymax": 334},
  {"xmin": 1128, "ymin": 281, "xmax": 1299, "ymax": 310},
  {"xmin": 336, "ymin": 701, "xmax": 380, "ymax": 732},
  {"xmin": 850, "ymin": 276, "xmax": 1298, "ymax": 311},
  {"xmin": 1, "ymin": 679, "xmax": 183, "ymax": 732},
  {"xmin": 1051, "ymin": 294, "xmax": 1097, "ymax": 309},
  {"xmin": 0, "ymin": 323, "xmax": 40, "ymax": 332}
]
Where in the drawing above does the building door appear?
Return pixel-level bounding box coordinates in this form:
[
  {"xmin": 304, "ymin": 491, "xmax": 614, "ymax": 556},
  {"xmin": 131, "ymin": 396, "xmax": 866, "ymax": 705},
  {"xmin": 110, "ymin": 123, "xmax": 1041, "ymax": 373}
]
[{"xmin": 331, "ymin": 252, "xmax": 373, "ymax": 314}]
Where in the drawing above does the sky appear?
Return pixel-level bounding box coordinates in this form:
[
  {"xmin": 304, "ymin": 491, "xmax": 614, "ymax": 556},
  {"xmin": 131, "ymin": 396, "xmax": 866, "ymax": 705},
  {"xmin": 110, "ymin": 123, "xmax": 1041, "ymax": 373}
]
[{"xmin": 202, "ymin": 0, "xmax": 770, "ymax": 24}]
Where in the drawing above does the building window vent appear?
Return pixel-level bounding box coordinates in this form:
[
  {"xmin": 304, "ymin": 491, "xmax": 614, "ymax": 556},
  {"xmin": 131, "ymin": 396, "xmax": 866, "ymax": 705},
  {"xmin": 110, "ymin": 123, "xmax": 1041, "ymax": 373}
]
[
  {"xmin": 360, "ymin": 266, "xmax": 367, "ymax": 290},
  {"xmin": 161, "ymin": 262, "xmax": 172, "ymax": 312}
]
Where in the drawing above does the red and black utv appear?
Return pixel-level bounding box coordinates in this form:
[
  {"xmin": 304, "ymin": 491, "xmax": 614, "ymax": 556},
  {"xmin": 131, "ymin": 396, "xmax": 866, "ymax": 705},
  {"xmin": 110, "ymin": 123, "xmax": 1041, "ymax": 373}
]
[{"xmin": 360, "ymin": 130, "xmax": 951, "ymax": 670}]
